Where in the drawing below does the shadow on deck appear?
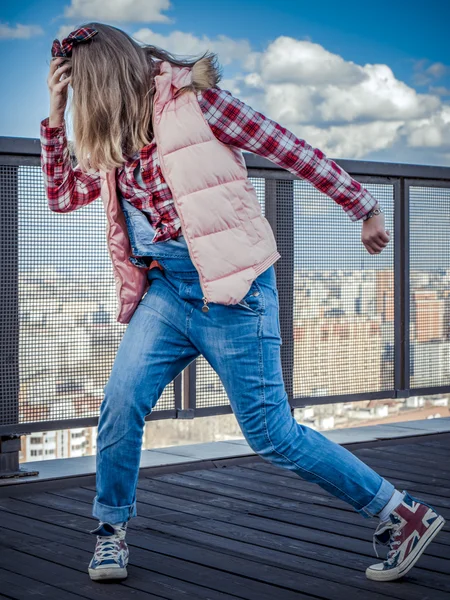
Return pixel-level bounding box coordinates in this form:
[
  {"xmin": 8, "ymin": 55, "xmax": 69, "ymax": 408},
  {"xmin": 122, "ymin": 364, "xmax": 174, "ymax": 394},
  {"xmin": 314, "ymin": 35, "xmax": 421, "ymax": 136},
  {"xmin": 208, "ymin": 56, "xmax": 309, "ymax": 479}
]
[{"xmin": 0, "ymin": 434, "xmax": 449, "ymax": 600}]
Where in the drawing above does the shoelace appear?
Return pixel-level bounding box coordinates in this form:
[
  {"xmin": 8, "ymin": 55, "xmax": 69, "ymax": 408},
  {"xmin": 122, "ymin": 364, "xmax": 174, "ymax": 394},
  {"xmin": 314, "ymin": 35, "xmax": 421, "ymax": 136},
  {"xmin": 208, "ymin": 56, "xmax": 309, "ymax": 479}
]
[
  {"xmin": 373, "ymin": 521, "xmax": 402, "ymax": 564},
  {"xmin": 94, "ymin": 524, "xmax": 127, "ymax": 563},
  {"xmin": 95, "ymin": 537, "xmax": 122, "ymax": 562}
]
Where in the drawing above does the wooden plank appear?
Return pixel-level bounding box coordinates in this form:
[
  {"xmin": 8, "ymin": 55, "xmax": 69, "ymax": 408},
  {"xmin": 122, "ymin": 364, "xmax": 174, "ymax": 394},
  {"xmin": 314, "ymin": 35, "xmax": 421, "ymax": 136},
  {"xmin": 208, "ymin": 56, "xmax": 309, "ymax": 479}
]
[
  {"xmin": 242, "ymin": 504, "xmax": 449, "ymax": 551},
  {"xmin": 141, "ymin": 474, "xmax": 450, "ymax": 568},
  {"xmin": 370, "ymin": 443, "xmax": 450, "ymax": 462},
  {"xmin": 375, "ymin": 438, "xmax": 450, "ymax": 452},
  {"xmin": 183, "ymin": 467, "xmax": 450, "ymax": 518},
  {"xmin": 92, "ymin": 472, "xmax": 450, "ymax": 567},
  {"xmin": 150, "ymin": 471, "xmax": 345, "ymax": 511},
  {"xmin": 225, "ymin": 464, "xmax": 450, "ymax": 528},
  {"xmin": 0, "ymin": 567, "xmax": 83, "ymax": 600},
  {"xmin": 230, "ymin": 465, "xmax": 450, "ymax": 523},
  {"xmin": 142, "ymin": 474, "xmax": 353, "ymax": 524},
  {"xmin": 417, "ymin": 439, "xmax": 450, "ymax": 452},
  {"xmin": 0, "ymin": 496, "xmax": 101, "ymax": 529},
  {"xmin": 0, "ymin": 510, "xmax": 309, "ymax": 600},
  {"xmin": 139, "ymin": 514, "xmax": 450, "ymax": 598},
  {"xmin": 127, "ymin": 528, "xmax": 390, "ymax": 600},
  {"xmin": 57, "ymin": 484, "xmax": 240, "ymax": 524},
  {"xmin": 228, "ymin": 464, "xmax": 450, "ymax": 504},
  {"xmin": 353, "ymin": 448, "xmax": 450, "ymax": 478},
  {"xmin": 0, "ymin": 504, "xmax": 305, "ymax": 600},
  {"xmin": 174, "ymin": 469, "xmax": 354, "ymax": 512},
  {"xmin": 1, "ymin": 436, "xmax": 449, "ymax": 600},
  {"xmin": 4, "ymin": 493, "xmax": 435, "ymax": 600},
  {"xmin": 245, "ymin": 460, "xmax": 450, "ymax": 491},
  {"xmin": 351, "ymin": 453, "xmax": 450, "ymax": 484},
  {"xmin": 22, "ymin": 464, "xmax": 446, "ymax": 543},
  {"xmin": 143, "ymin": 477, "xmax": 450, "ymax": 553},
  {"xmin": 115, "ymin": 478, "xmax": 450, "ymax": 554},
  {"xmin": 0, "ymin": 545, "xmax": 162, "ymax": 600},
  {"xmin": 156, "ymin": 470, "xmax": 450, "ymax": 526},
  {"xmin": 236, "ymin": 446, "xmax": 450, "ymax": 490},
  {"xmin": 44, "ymin": 485, "xmax": 183, "ymax": 522},
  {"xmin": 411, "ymin": 440, "xmax": 450, "ymax": 454},
  {"xmin": 0, "ymin": 514, "xmax": 244, "ymax": 600},
  {"xmin": 0, "ymin": 493, "xmax": 158, "ymax": 535}
]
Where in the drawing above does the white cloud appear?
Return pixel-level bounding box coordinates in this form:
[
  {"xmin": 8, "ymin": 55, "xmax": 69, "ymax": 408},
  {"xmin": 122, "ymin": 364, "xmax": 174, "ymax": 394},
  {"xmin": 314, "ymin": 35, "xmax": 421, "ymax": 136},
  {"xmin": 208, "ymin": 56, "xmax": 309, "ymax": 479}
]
[
  {"xmin": 132, "ymin": 28, "xmax": 254, "ymax": 66},
  {"xmin": 64, "ymin": 0, "xmax": 172, "ymax": 23},
  {"xmin": 0, "ymin": 22, "xmax": 44, "ymax": 39},
  {"xmin": 404, "ymin": 106, "xmax": 450, "ymax": 149},
  {"xmin": 229, "ymin": 37, "xmax": 449, "ymax": 161},
  {"xmin": 258, "ymin": 37, "xmax": 365, "ymax": 86},
  {"xmin": 55, "ymin": 25, "xmax": 77, "ymax": 41},
  {"xmin": 293, "ymin": 121, "xmax": 404, "ymax": 159}
]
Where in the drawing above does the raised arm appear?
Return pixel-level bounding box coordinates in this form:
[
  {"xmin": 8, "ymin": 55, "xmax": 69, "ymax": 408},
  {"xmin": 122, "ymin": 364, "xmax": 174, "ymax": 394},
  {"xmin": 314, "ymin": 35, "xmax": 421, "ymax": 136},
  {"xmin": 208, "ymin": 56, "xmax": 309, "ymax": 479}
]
[{"xmin": 41, "ymin": 56, "xmax": 100, "ymax": 213}]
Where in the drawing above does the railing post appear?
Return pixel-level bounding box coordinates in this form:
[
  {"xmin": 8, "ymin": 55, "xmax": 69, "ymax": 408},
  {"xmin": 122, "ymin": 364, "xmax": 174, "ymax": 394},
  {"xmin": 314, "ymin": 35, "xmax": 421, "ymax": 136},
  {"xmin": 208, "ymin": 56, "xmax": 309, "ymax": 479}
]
[
  {"xmin": 0, "ymin": 165, "xmax": 37, "ymax": 477},
  {"xmin": 265, "ymin": 179, "xmax": 295, "ymax": 402},
  {"xmin": 0, "ymin": 165, "xmax": 20, "ymax": 476},
  {"xmin": 394, "ymin": 177, "xmax": 410, "ymax": 397},
  {"xmin": 178, "ymin": 362, "xmax": 195, "ymax": 419}
]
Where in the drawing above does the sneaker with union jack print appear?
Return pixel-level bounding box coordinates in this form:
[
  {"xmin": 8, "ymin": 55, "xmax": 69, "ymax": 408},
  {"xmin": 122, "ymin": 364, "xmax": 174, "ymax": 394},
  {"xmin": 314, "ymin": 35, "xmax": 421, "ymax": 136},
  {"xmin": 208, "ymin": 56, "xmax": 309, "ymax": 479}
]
[{"xmin": 366, "ymin": 491, "xmax": 445, "ymax": 581}]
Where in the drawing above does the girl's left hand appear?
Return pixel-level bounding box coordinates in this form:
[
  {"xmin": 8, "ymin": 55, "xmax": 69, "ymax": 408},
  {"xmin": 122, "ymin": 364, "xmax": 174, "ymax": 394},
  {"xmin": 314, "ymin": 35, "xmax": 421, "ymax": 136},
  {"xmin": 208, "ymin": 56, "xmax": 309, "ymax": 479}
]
[{"xmin": 361, "ymin": 212, "xmax": 390, "ymax": 255}]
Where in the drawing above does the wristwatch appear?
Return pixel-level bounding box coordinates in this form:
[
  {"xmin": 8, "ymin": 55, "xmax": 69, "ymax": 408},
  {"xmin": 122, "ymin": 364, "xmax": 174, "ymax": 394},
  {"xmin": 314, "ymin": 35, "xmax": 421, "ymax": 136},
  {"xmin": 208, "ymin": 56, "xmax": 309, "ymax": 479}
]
[{"xmin": 363, "ymin": 206, "xmax": 383, "ymax": 221}]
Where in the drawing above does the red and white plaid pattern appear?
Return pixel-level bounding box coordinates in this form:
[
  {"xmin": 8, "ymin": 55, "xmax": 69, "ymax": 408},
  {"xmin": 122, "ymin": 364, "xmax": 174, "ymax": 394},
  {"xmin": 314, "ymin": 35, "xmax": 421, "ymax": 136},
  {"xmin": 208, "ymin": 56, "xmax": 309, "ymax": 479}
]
[
  {"xmin": 40, "ymin": 88, "xmax": 377, "ymax": 242},
  {"xmin": 51, "ymin": 26, "xmax": 98, "ymax": 59}
]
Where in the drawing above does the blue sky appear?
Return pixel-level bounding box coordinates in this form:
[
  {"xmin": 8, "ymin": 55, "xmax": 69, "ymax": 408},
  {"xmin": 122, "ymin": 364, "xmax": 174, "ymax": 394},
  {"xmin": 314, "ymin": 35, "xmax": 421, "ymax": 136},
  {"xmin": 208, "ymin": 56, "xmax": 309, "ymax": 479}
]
[{"xmin": 1, "ymin": 0, "xmax": 449, "ymax": 164}]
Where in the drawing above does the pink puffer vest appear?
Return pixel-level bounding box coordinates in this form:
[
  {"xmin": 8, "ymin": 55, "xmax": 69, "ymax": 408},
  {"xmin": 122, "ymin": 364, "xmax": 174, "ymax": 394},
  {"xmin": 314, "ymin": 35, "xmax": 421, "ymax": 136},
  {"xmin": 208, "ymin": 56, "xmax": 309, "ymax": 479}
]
[{"xmin": 100, "ymin": 61, "xmax": 280, "ymax": 324}]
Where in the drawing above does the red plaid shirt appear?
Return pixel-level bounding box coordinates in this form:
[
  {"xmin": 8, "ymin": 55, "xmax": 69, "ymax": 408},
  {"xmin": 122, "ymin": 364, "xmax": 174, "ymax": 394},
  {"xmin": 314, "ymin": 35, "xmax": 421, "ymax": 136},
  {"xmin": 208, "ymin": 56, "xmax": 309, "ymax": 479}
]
[{"xmin": 40, "ymin": 88, "xmax": 377, "ymax": 242}]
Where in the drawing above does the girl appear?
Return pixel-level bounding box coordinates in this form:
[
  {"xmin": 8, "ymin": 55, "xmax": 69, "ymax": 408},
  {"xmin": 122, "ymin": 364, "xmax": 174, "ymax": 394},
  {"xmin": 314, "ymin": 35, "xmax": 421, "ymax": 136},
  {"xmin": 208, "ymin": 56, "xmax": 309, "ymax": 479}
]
[{"xmin": 42, "ymin": 23, "xmax": 444, "ymax": 584}]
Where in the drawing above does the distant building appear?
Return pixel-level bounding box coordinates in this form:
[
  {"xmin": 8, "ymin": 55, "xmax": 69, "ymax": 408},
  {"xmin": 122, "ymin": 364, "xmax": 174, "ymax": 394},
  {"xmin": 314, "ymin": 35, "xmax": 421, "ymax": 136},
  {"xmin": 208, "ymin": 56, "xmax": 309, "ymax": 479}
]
[
  {"xmin": 376, "ymin": 270, "xmax": 394, "ymax": 323},
  {"xmin": 413, "ymin": 290, "xmax": 444, "ymax": 343},
  {"xmin": 20, "ymin": 426, "xmax": 96, "ymax": 462},
  {"xmin": 411, "ymin": 340, "xmax": 450, "ymax": 388},
  {"xmin": 294, "ymin": 315, "xmax": 382, "ymax": 397}
]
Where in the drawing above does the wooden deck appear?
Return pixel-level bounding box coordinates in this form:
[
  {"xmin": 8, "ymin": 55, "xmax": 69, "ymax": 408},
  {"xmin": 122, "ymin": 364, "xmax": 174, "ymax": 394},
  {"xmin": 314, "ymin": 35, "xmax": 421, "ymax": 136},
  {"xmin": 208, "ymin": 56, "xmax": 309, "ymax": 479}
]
[{"xmin": 0, "ymin": 433, "xmax": 449, "ymax": 600}]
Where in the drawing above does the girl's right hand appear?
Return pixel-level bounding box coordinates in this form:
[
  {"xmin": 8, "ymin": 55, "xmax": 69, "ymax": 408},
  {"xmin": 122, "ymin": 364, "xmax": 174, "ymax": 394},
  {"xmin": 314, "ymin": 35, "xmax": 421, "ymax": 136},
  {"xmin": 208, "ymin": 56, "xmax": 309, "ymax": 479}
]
[{"xmin": 47, "ymin": 57, "xmax": 72, "ymax": 126}]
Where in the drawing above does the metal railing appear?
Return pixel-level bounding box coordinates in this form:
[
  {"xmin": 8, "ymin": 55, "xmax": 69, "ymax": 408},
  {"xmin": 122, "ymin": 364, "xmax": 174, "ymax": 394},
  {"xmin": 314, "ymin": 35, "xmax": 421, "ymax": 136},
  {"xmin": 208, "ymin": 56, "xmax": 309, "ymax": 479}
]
[{"xmin": 1, "ymin": 136, "xmax": 450, "ymax": 473}]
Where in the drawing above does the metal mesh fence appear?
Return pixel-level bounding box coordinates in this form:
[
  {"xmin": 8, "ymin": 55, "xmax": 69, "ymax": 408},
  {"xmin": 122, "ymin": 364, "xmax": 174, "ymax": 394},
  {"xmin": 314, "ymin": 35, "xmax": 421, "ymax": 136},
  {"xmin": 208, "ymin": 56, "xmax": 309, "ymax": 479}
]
[
  {"xmin": 292, "ymin": 181, "xmax": 395, "ymax": 399},
  {"xmin": 2, "ymin": 150, "xmax": 450, "ymax": 430},
  {"xmin": 410, "ymin": 185, "xmax": 450, "ymax": 389},
  {"xmin": 2, "ymin": 165, "xmax": 175, "ymax": 428},
  {"xmin": 194, "ymin": 177, "xmax": 266, "ymax": 409}
]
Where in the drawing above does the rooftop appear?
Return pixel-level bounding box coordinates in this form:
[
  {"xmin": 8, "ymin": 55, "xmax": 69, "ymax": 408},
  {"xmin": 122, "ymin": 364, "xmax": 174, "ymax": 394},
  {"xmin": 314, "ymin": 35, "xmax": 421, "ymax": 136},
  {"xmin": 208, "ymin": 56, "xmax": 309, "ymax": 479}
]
[{"xmin": 1, "ymin": 427, "xmax": 449, "ymax": 600}]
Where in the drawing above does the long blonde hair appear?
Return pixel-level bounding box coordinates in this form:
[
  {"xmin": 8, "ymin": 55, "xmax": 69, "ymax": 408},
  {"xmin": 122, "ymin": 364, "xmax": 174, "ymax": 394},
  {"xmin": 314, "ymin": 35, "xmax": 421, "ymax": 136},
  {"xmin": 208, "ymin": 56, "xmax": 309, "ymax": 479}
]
[{"xmin": 66, "ymin": 22, "xmax": 221, "ymax": 172}]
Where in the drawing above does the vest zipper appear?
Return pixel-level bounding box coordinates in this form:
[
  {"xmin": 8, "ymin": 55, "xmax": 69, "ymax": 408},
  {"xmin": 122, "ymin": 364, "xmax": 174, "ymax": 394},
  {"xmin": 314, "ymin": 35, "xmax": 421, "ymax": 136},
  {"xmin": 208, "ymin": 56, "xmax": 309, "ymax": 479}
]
[{"xmin": 202, "ymin": 297, "xmax": 210, "ymax": 313}]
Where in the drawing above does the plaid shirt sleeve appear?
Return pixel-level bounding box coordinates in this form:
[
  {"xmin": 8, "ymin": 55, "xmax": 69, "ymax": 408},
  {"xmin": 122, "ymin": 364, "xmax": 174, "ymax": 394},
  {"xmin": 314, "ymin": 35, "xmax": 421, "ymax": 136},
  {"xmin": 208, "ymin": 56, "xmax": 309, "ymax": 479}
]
[
  {"xmin": 198, "ymin": 89, "xmax": 378, "ymax": 221},
  {"xmin": 40, "ymin": 118, "xmax": 101, "ymax": 213}
]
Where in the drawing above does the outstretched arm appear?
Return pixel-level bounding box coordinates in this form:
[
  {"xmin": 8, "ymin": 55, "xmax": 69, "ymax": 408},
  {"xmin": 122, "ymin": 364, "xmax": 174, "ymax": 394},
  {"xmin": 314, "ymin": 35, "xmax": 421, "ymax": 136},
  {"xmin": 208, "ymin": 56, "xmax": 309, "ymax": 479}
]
[{"xmin": 199, "ymin": 88, "xmax": 390, "ymax": 254}]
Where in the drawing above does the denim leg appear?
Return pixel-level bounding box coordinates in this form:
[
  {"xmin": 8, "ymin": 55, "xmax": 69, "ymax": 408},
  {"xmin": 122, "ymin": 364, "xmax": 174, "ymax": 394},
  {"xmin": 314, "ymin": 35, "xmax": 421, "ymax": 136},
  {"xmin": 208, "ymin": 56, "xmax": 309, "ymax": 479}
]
[
  {"xmin": 93, "ymin": 274, "xmax": 199, "ymax": 524},
  {"xmin": 192, "ymin": 267, "xmax": 394, "ymax": 518}
]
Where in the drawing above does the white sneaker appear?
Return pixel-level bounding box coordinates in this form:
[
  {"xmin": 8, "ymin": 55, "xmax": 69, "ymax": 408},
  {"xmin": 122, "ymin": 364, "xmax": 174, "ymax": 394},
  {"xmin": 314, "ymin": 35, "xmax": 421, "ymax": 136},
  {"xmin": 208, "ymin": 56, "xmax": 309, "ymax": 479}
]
[{"xmin": 88, "ymin": 521, "xmax": 129, "ymax": 581}]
